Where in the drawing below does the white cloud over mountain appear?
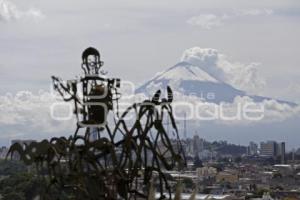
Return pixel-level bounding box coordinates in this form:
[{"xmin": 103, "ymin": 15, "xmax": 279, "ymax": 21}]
[
  {"xmin": 0, "ymin": 88, "xmax": 299, "ymax": 143},
  {"xmin": 0, "ymin": 0, "xmax": 44, "ymax": 22},
  {"xmin": 187, "ymin": 9, "xmax": 273, "ymax": 29},
  {"xmin": 0, "ymin": 91, "xmax": 74, "ymax": 141},
  {"xmin": 181, "ymin": 47, "xmax": 266, "ymax": 94},
  {"xmin": 0, "ymin": 91, "xmax": 300, "ymax": 138},
  {"xmin": 133, "ymin": 91, "xmax": 300, "ymax": 125}
]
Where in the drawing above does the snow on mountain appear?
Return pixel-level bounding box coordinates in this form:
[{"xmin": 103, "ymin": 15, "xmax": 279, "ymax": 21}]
[
  {"xmin": 154, "ymin": 62, "xmax": 219, "ymax": 83},
  {"xmin": 135, "ymin": 51, "xmax": 295, "ymax": 106},
  {"xmin": 135, "ymin": 61, "xmax": 247, "ymax": 103}
]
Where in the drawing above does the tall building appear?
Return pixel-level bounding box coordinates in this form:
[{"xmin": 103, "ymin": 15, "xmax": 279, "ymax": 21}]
[
  {"xmin": 260, "ymin": 141, "xmax": 277, "ymax": 157},
  {"xmin": 279, "ymin": 142, "xmax": 286, "ymax": 164},
  {"xmin": 248, "ymin": 142, "xmax": 258, "ymax": 155},
  {"xmin": 260, "ymin": 141, "xmax": 286, "ymax": 163},
  {"xmin": 184, "ymin": 138, "xmax": 194, "ymax": 156},
  {"xmin": 193, "ymin": 135, "xmax": 204, "ymax": 156}
]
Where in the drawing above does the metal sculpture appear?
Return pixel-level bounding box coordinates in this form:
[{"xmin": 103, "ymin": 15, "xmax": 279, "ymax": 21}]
[
  {"xmin": 52, "ymin": 47, "xmax": 121, "ymax": 136},
  {"xmin": 7, "ymin": 47, "xmax": 185, "ymax": 200}
]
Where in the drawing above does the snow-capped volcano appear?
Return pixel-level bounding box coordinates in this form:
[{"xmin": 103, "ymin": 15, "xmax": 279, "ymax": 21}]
[
  {"xmin": 135, "ymin": 47, "xmax": 295, "ymax": 106},
  {"xmin": 136, "ymin": 61, "xmax": 247, "ymax": 103},
  {"xmin": 152, "ymin": 61, "xmax": 219, "ymax": 83}
]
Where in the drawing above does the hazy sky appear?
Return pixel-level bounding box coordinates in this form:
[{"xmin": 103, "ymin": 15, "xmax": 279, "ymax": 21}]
[
  {"xmin": 1, "ymin": 0, "xmax": 300, "ymax": 148},
  {"xmin": 1, "ymin": 0, "xmax": 300, "ymax": 100}
]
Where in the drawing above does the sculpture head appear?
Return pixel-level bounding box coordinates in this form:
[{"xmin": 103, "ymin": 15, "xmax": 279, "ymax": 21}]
[{"xmin": 81, "ymin": 47, "xmax": 104, "ymax": 75}]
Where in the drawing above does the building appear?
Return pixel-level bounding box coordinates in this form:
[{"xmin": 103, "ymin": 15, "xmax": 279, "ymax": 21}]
[
  {"xmin": 183, "ymin": 138, "xmax": 194, "ymax": 156},
  {"xmin": 260, "ymin": 141, "xmax": 286, "ymax": 163},
  {"xmin": 0, "ymin": 146, "xmax": 8, "ymax": 159},
  {"xmin": 260, "ymin": 141, "xmax": 277, "ymax": 157},
  {"xmin": 216, "ymin": 171, "xmax": 239, "ymax": 183},
  {"xmin": 196, "ymin": 166, "xmax": 217, "ymax": 179},
  {"xmin": 279, "ymin": 142, "xmax": 286, "ymax": 164},
  {"xmin": 248, "ymin": 142, "xmax": 258, "ymax": 155},
  {"xmin": 192, "ymin": 135, "xmax": 204, "ymax": 157}
]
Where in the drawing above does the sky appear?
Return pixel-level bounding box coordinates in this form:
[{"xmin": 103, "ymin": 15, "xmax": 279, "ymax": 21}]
[{"xmin": 0, "ymin": 0, "xmax": 300, "ymax": 149}]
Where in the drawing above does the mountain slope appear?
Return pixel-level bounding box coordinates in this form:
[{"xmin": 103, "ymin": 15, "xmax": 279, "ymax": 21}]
[{"xmin": 135, "ymin": 61, "xmax": 295, "ymax": 106}]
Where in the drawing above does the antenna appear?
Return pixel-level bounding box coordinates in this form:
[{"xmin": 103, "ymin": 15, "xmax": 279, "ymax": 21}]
[{"xmin": 184, "ymin": 112, "xmax": 187, "ymax": 139}]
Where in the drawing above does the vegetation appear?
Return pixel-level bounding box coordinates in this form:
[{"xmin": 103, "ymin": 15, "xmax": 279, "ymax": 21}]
[
  {"xmin": 7, "ymin": 87, "xmax": 185, "ymax": 200},
  {"xmin": 0, "ymin": 160, "xmax": 27, "ymax": 175},
  {"xmin": 0, "ymin": 173, "xmax": 40, "ymax": 200}
]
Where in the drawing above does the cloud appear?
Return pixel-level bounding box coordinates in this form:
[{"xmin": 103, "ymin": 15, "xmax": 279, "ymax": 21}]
[
  {"xmin": 0, "ymin": 88, "xmax": 298, "ymax": 144},
  {"xmin": 277, "ymin": 83, "xmax": 300, "ymax": 104},
  {"xmin": 215, "ymin": 96, "xmax": 300, "ymax": 125},
  {"xmin": 186, "ymin": 14, "xmax": 222, "ymax": 29},
  {"xmin": 0, "ymin": 0, "xmax": 44, "ymax": 22},
  {"xmin": 187, "ymin": 9, "xmax": 273, "ymax": 29},
  {"xmin": 181, "ymin": 47, "xmax": 266, "ymax": 94},
  {"xmin": 0, "ymin": 90, "xmax": 75, "ymax": 141},
  {"xmin": 143, "ymin": 93, "xmax": 300, "ymax": 125},
  {"xmin": 234, "ymin": 8, "xmax": 273, "ymax": 16}
]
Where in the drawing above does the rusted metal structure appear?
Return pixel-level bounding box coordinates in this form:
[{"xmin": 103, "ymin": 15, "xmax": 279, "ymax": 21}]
[{"xmin": 8, "ymin": 47, "xmax": 185, "ymax": 200}]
